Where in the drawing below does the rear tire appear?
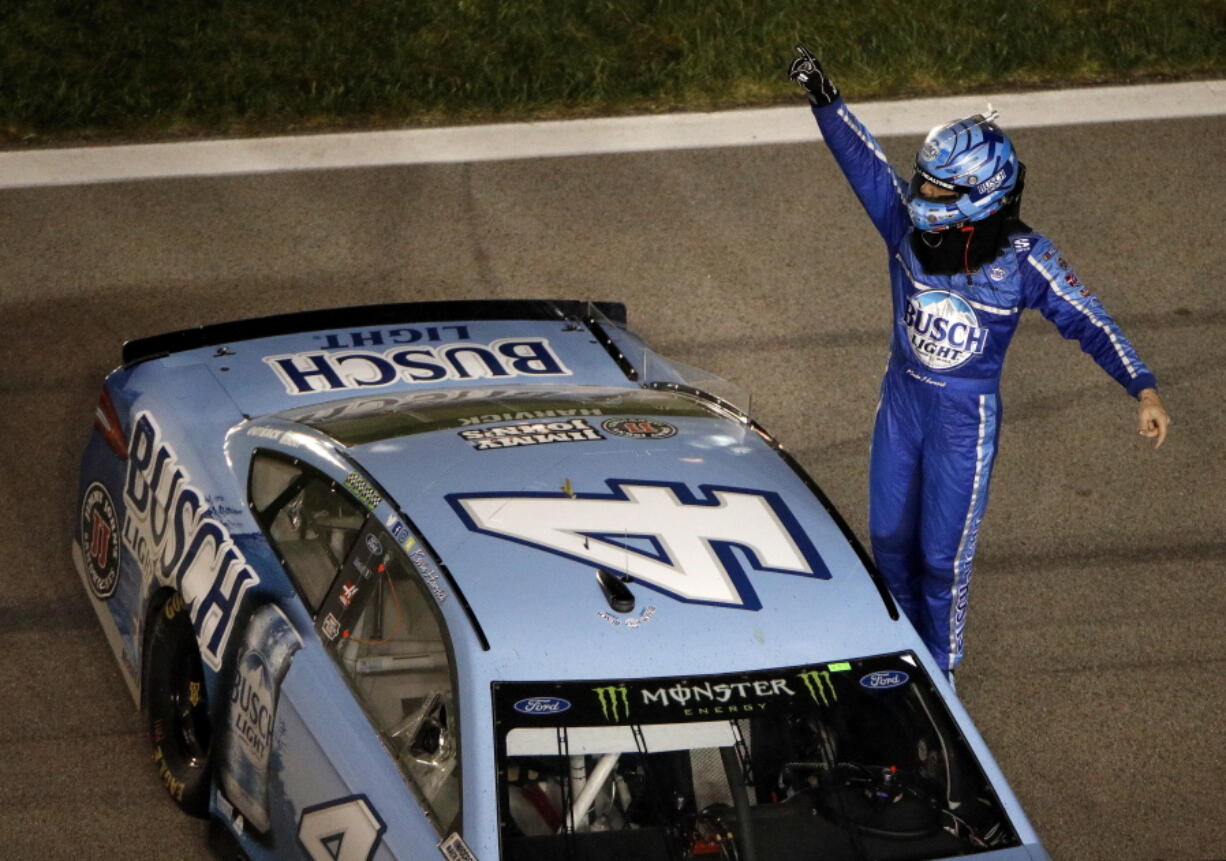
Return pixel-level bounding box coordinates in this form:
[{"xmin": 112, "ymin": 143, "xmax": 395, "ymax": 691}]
[{"xmin": 145, "ymin": 592, "xmax": 213, "ymax": 816}]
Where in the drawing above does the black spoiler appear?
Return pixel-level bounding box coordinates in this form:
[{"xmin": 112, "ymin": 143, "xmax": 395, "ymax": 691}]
[{"xmin": 121, "ymin": 298, "xmax": 628, "ymax": 367}]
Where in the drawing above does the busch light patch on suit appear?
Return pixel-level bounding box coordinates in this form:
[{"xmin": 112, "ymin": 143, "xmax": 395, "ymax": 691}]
[
  {"xmin": 123, "ymin": 413, "xmax": 259, "ymax": 671},
  {"xmin": 903, "ymin": 290, "xmax": 989, "ymax": 370},
  {"xmin": 459, "ymin": 417, "xmax": 603, "ymax": 450},
  {"xmin": 513, "ymin": 697, "xmax": 572, "ymax": 715},
  {"xmin": 859, "ymin": 670, "xmax": 910, "ymax": 690},
  {"xmin": 263, "ymin": 337, "xmax": 571, "ymax": 395},
  {"xmin": 81, "ymin": 481, "xmax": 121, "ymax": 599},
  {"xmin": 219, "ymin": 604, "xmax": 300, "ymax": 833}
]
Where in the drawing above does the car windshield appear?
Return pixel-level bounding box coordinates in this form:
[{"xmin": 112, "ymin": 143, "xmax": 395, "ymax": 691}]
[{"xmin": 493, "ymin": 653, "xmax": 1018, "ymax": 860}]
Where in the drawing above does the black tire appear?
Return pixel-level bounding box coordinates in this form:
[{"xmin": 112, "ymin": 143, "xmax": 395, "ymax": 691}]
[{"xmin": 145, "ymin": 592, "xmax": 213, "ymax": 816}]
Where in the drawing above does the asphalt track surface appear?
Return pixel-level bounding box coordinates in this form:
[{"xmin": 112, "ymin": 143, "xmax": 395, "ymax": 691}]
[{"xmin": 1, "ymin": 110, "xmax": 1223, "ymax": 860}]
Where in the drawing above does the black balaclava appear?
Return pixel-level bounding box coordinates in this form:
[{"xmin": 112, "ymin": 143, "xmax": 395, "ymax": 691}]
[{"xmin": 910, "ymin": 164, "xmax": 1029, "ymax": 276}]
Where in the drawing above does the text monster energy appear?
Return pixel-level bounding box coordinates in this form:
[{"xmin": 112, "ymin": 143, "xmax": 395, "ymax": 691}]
[
  {"xmin": 797, "ymin": 670, "xmax": 837, "ymax": 706},
  {"xmin": 593, "ymin": 685, "xmax": 631, "ymax": 722}
]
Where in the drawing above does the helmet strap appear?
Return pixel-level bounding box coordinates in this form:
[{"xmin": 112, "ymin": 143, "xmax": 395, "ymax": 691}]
[{"xmin": 960, "ymin": 223, "xmax": 976, "ymax": 274}]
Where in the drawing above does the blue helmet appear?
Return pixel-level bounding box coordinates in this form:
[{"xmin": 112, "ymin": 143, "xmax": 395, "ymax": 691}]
[{"xmin": 907, "ymin": 108, "xmax": 1020, "ymax": 231}]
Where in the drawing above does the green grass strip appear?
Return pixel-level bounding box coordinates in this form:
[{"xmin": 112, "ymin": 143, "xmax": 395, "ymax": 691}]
[{"xmin": 3, "ymin": 0, "xmax": 1223, "ymax": 145}]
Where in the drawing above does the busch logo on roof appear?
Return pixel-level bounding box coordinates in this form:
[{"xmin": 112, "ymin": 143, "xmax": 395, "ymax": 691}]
[
  {"xmin": 902, "ymin": 290, "xmax": 989, "ymax": 371},
  {"xmin": 264, "ymin": 337, "xmax": 571, "ymax": 395},
  {"xmin": 448, "ymin": 479, "xmax": 831, "ymax": 610}
]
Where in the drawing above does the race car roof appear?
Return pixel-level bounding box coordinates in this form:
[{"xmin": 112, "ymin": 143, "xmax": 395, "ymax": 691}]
[{"xmin": 292, "ymin": 385, "xmax": 909, "ymax": 682}]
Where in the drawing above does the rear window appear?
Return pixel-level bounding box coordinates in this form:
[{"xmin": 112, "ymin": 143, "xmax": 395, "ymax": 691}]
[{"xmin": 493, "ymin": 653, "xmax": 1019, "ymax": 860}]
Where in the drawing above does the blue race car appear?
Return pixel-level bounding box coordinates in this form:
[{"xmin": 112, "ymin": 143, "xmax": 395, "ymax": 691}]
[{"xmin": 74, "ymin": 299, "xmax": 1049, "ymax": 860}]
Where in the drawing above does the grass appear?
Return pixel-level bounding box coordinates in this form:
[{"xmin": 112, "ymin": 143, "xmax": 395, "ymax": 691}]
[{"xmin": 2, "ymin": 0, "xmax": 1223, "ymax": 146}]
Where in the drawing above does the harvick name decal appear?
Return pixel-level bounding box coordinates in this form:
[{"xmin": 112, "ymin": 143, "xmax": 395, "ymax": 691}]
[
  {"xmin": 447, "ymin": 479, "xmax": 831, "ymax": 610},
  {"xmin": 123, "ymin": 413, "xmax": 259, "ymax": 671},
  {"xmin": 264, "ymin": 337, "xmax": 571, "ymax": 395}
]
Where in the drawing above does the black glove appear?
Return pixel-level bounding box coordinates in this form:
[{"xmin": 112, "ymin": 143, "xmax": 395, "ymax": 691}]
[{"xmin": 787, "ymin": 44, "xmax": 839, "ymax": 107}]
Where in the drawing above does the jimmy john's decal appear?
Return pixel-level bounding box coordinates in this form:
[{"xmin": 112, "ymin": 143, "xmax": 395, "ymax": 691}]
[
  {"xmin": 448, "ymin": 479, "xmax": 831, "ymax": 610},
  {"xmin": 264, "ymin": 337, "xmax": 571, "ymax": 395},
  {"xmin": 81, "ymin": 481, "xmax": 121, "ymax": 599},
  {"xmin": 459, "ymin": 417, "xmax": 603, "ymax": 451},
  {"xmin": 123, "ymin": 412, "xmax": 259, "ymax": 671}
]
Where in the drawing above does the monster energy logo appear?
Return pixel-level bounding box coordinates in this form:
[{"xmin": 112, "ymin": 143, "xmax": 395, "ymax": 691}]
[
  {"xmin": 797, "ymin": 670, "xmax": 837, "ymax": 706},
  {"xmin": 593, "ymin": 685, "xmax": 631, "ymax": 722}
]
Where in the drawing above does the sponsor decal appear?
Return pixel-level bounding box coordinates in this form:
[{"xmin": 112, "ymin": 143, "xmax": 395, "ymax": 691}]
[
  {"xmin": 513, "ymin": 697, "xmax": 572, "ymax": 715},
  {"xmin": 922, "ymin": 142, "xmax": 940, "ymax": 161},
  {"xmin": 1012, "ymin": 236, "xmax": 1032, "ymax": 253},
  {"xmin": 458, "ymin": 417, "xmax": 603, "ymax": 451},
  {"xmin": 902, "ymin": 290, "xmax": 989, "ymax": 371},
  {"xmin": 320, "ymin": 613, "xmax": 341, "ymax": 641},
  {"xmin": 123, "ymin": 413, "xmax": 259, "ymax": 671},
  {"xmin": 448, "ymin": 479, "xmax": 831, "ymax": 611},
  {"xmin": 601, "ymin": 418, "xmax": 677, "ymax": 440},
  {"xmin": 345, "ymin": 472, "xmax": 382, "ymax": 510},
  {"xmin": 81, "ymin": 481, "xmax": 121, "ymax": 599},
  {"xmin": 313, "ymin": 324, "xmax": 470, "ymax": 350},
  {"xmin": 974, "ymin": 168, "xmax": 1007, "ymax": 195},
  {"xmin": 593, "ymin": 685, "xmax": 632, "ymax": 722},
  {"xmin": 439, "ymin": 832, "xmax": 479, "ymax": 861},
  {"xmin": 596, "ymin": 604, "xmax": 657, "ymax": 628},
  {"xmin": 1057, "ymin": 257, "xmax": 1069, "ymax": 269},
  {"xmin": 643, "ymin": 678, "xmax": 796, "ymax": 710},
  {"xmin": 219, "ymin": 604, "xmax": 300, "ymax": 834},
  {"xmin": 338, "ymin": 581, "xmax": 359, "ymax": 608},
  {"xmin": 1064, "ymin": 272, "xmax": 1081, "ymax": 288},
  {"xmin": 385, "ymin": 514, "xmax": 414, "ymax": 549},
  {"xmin": 988, "ymin": 265, "xmax": 1006, "ymax": 282},
  {"xmin": 798, "ymin": 669, "xmax": 838, "ymax": 706},
  {"xmin": 860, "ymin": 670, "xmax": 910, "ymax": 690},
  {"xmin": 231, "ymin": 650, "xmax": 275, "ymax": 761},
  {"xmin": 264, "ymin": 337, "xmax": 572, "ymax": 395},
  {"xmin": 364, "ymin": 533, "xmax": 383, "ymax": 556}
]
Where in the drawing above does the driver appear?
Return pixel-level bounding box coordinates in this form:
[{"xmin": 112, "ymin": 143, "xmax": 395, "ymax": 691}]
[{"xmin": 786, "ymin": 46, "xmax": 1171, "ymax": 681}]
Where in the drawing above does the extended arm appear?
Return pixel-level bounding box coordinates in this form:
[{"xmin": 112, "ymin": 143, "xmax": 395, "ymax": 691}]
[{"xmin": 1021, "ymin": 238, "xmax": 1171, "ymax": 448}]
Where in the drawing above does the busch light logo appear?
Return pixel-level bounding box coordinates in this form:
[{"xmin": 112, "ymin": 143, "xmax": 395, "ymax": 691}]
[
  {"xmin": 902, "ymin": 290, "xmax": 989, "ymax": 370},
  {"xmin": 264, "ymin": 337, "xmax": 572, "ymax": 395},
  {"xmin": 513, "ymin": 697, "xmax": 572, "ymax": 715},
  {"xmin": 123, "ymin": 413, "xmax": 259, "ymax": 672},
  {"xmin": 859, "ymin": 670, "xmax": 910, "ymax": 690}
]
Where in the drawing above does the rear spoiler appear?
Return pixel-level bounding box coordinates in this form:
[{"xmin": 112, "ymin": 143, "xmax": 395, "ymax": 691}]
[{"xmin": 121, "ymin": 298, "xmax": 627, "ymax": 367}]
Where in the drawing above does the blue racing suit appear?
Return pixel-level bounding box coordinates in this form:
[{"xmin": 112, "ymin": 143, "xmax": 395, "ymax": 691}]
[{"xmin": 811, "ymin": 99, "xmax": 1156, "ymax": 671}]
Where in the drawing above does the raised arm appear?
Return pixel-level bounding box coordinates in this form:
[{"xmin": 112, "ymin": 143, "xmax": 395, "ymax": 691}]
[{"xmin": 788, "ymin": 45, "xmax": 911, "ymax": 248}]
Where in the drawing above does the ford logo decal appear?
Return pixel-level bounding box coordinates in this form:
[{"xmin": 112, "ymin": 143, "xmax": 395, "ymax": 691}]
[
  {"xmin": 513, "ymin": 696, "xmax": 572, "ymax": 715},
  {"xmin": 859, "ymin": 671, "xmax": 910, "ymax": 690}
]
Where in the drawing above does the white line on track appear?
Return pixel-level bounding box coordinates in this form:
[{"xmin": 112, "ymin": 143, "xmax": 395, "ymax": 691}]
[{"xmin": 1, "ymin": 80, "xmax": 1223, "ymax": 189}]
